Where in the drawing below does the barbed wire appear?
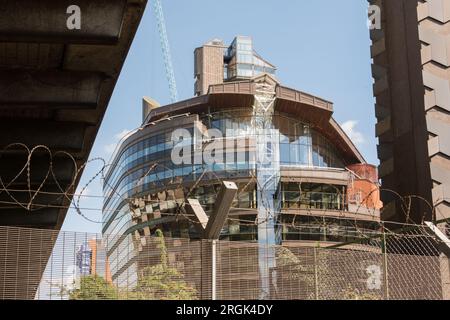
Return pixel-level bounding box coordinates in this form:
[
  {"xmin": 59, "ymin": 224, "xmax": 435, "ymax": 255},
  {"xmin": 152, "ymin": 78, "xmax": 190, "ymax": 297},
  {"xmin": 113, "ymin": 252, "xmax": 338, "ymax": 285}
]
[{"xmin": 0, "ymin": 141, "xmax": 447, "ymax": 238}]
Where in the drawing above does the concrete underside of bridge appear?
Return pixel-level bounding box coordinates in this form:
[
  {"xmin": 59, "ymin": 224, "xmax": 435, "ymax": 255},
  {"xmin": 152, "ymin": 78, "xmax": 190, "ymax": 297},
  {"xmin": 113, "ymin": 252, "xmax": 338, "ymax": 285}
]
[
  {"xmin": 0, "ymin": 0, "xmax": 148, "ymax": 230},
  {"xmin": 0, "ymin": 0, "xmax": 148, "ymax": 300}
]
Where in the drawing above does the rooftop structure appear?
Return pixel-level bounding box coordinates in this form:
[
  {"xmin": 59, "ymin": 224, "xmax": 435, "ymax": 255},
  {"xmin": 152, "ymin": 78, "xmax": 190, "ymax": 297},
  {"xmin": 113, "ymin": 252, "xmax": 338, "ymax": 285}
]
[{"xmin": 194, "ymin": 36, "xmax": 276, "ymax": 96}]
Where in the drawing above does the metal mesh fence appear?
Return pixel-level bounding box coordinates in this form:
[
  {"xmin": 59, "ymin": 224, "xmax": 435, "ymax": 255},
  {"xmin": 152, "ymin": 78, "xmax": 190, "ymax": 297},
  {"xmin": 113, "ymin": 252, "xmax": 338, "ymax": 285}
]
[{"xmin": 0, "ymin": 224, "xmax": 448, "ymax": 300}]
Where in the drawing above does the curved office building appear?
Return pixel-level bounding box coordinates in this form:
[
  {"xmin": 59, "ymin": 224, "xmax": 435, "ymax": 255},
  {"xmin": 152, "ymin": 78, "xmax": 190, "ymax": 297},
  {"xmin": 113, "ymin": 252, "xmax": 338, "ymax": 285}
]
[{"xmin": 102, "ymin": 36, "xmax": 381, "ymax": 287}]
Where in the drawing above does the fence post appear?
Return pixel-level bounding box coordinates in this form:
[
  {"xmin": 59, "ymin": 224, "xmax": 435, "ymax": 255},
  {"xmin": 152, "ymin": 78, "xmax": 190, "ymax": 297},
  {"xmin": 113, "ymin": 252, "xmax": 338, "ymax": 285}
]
[
  {"xmin": 424, "ymin": 221, "xmax": 450, "ymax": 299},
  {"xmin": 381, "ymin": 224, "xmax": 389, "ymax": 299},
  {"xmin": 313, "ymin": 247, "xmax": 319, "ymax": 300},
  {"xmin": 211, "ymin": 239, "xmax": 217, "ymax": 300}
]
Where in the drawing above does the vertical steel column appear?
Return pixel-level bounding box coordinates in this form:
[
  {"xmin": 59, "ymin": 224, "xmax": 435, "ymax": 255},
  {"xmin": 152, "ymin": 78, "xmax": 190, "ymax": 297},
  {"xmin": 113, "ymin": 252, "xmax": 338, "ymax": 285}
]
[
  {"xmin": 251, "ymin": 79, "xmax": 280, "ymax": 298},
  {"xmin": 313, "ymin": 247, "xmax": 319, "ymax": 300},
  {"xmin": 211, "ymin": 239, "xmax": 217, "ymax": 300},
  {"xmin": 381, "ymin": 223, "xmax": 389, "ymax": 299}
]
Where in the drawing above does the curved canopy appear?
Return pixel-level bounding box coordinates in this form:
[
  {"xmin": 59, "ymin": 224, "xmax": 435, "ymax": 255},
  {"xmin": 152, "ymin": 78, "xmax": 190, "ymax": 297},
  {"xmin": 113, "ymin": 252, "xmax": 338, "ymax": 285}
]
[{"xmin": 145, "ymin": 78, "xmax": 365, "ymax": 166}]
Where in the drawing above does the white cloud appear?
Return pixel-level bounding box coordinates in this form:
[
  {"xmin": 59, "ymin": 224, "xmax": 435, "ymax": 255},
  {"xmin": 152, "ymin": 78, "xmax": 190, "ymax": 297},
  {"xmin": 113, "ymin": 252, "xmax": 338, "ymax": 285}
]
[
  {"xmin": 341, "ymin": 120, "xmax": 366, "ymax": 146},
  {"xmin": 104, "ymin": 129, "xmax": 131, "ymax": 154}
]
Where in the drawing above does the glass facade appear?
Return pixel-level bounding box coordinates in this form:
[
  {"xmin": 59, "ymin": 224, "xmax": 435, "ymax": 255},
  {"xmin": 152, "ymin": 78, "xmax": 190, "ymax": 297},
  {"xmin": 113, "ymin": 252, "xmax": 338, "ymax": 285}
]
[
  {"xmin": 101, "ymin": 108, "xmax": 359, "ymax": 281},
  {"xmin": 103, "ymin": 109, "xmax": 346, "ymax": 233},
  {"xmin": 281, "ymin": 215, "xmax": 380, "ymax": 243},
  {"xmin": 103, "ymin": 110, "xmax": 345, "ymax": 226},
  {"xmin": 203, "ymin": 109, "xmax": 345, "ymax": 168},
  {"xmin": 224, "ymin": 36, "xmax": 276, "ymax": 80},
  {"xmin": 281, "ymin": 182, "xmax": 345, "ymax": 211}
]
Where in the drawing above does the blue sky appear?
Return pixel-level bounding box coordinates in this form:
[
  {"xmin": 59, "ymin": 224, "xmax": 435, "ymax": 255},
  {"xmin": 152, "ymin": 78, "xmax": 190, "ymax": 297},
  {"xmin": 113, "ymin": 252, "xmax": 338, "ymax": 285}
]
[{"xmin": 61, "ymin": 0, "xmax": 377, "ymax": 233}]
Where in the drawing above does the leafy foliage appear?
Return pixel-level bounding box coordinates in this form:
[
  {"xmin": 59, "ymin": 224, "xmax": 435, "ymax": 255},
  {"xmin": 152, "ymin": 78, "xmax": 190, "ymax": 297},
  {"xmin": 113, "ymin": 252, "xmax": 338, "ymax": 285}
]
[
  {"xmin": 67, "ymin": 229, "xmax": 197, "ymax": 300},
  {"xmin": 68, "ymin": 275, "xmax": 118, "ymax": 300},
  {"xmin": 125, "ymin": 230, "xmax": 198, "ymax": 300}
]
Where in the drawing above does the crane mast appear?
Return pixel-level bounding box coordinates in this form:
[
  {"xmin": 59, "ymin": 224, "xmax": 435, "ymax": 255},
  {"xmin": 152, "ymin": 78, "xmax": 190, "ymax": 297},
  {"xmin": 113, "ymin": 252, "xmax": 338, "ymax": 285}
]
[{"xmin": 152, "ymin": 0, "xmax": 178, "ymax": 103}]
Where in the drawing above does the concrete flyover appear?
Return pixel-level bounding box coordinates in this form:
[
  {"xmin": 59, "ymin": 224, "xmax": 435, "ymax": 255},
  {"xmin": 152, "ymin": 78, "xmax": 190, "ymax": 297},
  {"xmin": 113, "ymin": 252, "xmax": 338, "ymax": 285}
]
[{"xmin": 0, "ymin": 0, "xmax": 148, "ymax": 230}]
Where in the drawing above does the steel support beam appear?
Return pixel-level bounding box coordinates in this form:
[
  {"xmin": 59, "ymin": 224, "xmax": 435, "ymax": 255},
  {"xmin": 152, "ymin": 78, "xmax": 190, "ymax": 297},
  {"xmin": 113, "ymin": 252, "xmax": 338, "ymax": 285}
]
[
  {"xmin": 186, "ymin": 198, "xmax": 209, "ymax": 235},
  {"xmin": 425, "ymin": 221, "xmax": 450, "ymax": 258},
  {"xmin": 205, "ymin": 181, "xmax": 238, "ymax": 239},
  {"xmin": 187, "ymin": 181, "xmax": 238, "ymax": 240}
]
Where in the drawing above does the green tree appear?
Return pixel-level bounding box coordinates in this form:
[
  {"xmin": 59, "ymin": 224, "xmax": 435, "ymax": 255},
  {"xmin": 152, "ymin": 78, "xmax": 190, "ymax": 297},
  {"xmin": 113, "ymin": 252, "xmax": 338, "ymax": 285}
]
[
  {"xmin": 68, "ymin": 275, "xmax": 118, "ymax": 300},
  {"xmin": 126, "ymin": 229, "xmax": 198, "ymax": 300},
  {"xmin": 66, "ymin": 230, "xmax": 197, "ymax": 300}
]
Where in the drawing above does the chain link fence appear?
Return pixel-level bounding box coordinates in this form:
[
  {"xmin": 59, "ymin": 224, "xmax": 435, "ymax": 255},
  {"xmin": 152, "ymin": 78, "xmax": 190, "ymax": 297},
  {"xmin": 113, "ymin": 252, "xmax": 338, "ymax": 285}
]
[{"xmin": 0, "ymin": 223, "xmax": 448, "ymax": 300}]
